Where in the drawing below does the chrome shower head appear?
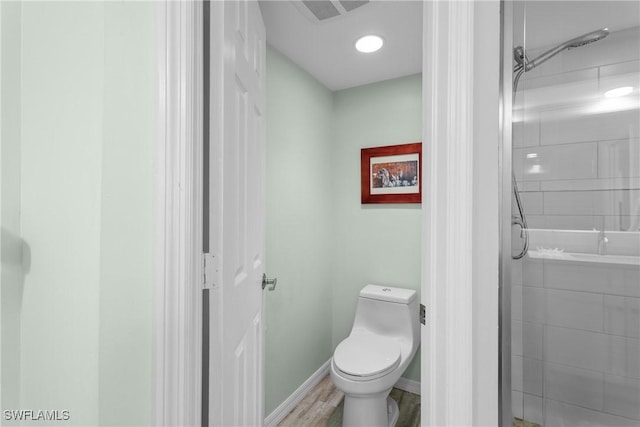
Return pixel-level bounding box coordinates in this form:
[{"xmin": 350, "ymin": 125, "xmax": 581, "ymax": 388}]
[
  {"xmin": 513, "ymin": 28, "xmax": 609, "ymax": 72},
  {"xmin": 566, "ymin": 28, "xmax": 609, "ymax": 48}
]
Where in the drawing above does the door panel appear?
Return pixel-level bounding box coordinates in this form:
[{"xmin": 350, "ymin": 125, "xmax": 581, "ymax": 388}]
[{"xmin": 209, "ymin": 0, "xmax": 266, "ymax": 425}]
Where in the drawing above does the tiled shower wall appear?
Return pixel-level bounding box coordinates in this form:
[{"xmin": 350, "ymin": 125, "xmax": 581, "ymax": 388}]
[{"xmin": 511, "ymin": 26, "xmax": 640, "ymax": 425}]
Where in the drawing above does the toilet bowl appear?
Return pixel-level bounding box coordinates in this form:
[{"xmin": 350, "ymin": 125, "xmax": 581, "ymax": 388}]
[{"xmin": 330, "ymin": 284, "xmax": 420, "ymax": 427}]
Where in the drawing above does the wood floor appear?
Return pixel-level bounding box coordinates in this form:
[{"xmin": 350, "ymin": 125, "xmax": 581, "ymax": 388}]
[
  {"xmin": 277, "ymin": 374, "xmax": 420, "ymax": 427},
  {"xmin": 276, "ymin": 374, "xmax": 538, "ymax": 427},
  {"xmin": 512, "ymin": 418, "xmax": 541, "ymax": 427}
]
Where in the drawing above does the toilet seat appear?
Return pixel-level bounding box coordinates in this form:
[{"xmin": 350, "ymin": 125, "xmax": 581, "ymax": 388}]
[{"xmin": 333, "ymin": 333, "xmax": 401, "ymax": 381}]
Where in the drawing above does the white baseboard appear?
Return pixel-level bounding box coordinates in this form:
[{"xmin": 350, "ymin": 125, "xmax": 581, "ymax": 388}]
[
  {"xmin": 264, "ymin": 359, "xmax": 332, "ymax": 427},
  {"xmin": 395, "ymin": 377, "xmax": 421, "ymax": 395}
]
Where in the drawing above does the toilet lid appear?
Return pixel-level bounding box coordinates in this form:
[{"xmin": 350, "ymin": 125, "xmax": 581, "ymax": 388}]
[{"xmin": 333, "ymin": 333, "xmax": 401, "ymax": 379}]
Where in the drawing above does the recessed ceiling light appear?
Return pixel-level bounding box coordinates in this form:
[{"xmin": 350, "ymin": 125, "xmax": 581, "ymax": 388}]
[
  {"xmin": 355, "ymin": 35, "xmax": 384, "ymax": 53},
  {"xmin": 604, "ymin": 86, "xmax": 634, "ymax": 98}
]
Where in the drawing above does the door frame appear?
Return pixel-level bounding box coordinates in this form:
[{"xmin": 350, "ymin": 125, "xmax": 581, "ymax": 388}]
[
  {"xmin": 153, "ymin": 1, "xmax": 204, "ymax": 426},
  {"xmin": 421, "ymin": 1, "xmax": 501, "ymax": 425},
  {"xmin": 0, "ymin": 2, "xmax": 4, "ymax": 409},
  {"xmin": 152, "ymin": 1, "xmax": 505, "ymax": 426},
  {"xmin": 499, "ymin": 1, "xmax": 515, "ymax": 425}
]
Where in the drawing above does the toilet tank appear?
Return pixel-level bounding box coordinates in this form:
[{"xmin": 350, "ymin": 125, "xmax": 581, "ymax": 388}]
[{"xmin": 351, "ymin": 284, "xmax": 419, "ymax": 343}]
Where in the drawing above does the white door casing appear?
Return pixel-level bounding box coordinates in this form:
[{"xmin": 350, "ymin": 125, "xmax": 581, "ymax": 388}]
[
  {"xmin": 153, "ymin": 1, "xmax": 203, "ymax": 425},
  {"xmin": 421, "ymin": 1, "xmax": 500, "ymax": 426},
  {"xmin": 208, "ymin": 1, "xmax": 266, "ymax": 425}
]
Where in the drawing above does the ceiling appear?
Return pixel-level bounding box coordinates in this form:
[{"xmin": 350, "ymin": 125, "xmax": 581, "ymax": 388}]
[
  {"xmin": 259, "ymin": 1, "xmax": 423, "ymax": 91},
  {"xmin": 259, "ymin": 1, "xmax": 639, "ymax": 92}
]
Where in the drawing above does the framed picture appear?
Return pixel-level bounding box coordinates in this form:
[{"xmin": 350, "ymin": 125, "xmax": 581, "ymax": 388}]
[{"xmin": 361, "ymin": 142, "xmax": 422, "ymax": 204}]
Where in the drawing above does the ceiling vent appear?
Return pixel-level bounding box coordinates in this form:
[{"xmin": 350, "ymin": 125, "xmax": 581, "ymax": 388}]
[{"xmin": 294, "ymin": 0, "xmax": 370, "ymax": 22}]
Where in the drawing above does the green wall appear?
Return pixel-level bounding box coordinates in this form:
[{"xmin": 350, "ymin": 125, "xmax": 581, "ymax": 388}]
[
  {"xmin": 265, "ymin": 46, "xmax": 422, "ymax": 415},
  {"xmin": 98, "ymin": 3, "xmax": 155, "ymax": 425},
  {"xmin": 265, "ymin": 46, "xmax": 335, "ymax": 415},
  {"xmin": 1, "ymin": 1, "xmax": 23, "ymax": 417},
  {"xmin": 1, "ymin": 2, "xmax": 155, "ymax": 425},
  {"xmin": 331, "ymin": 75, "xmax": 422, "ymax": 383}
]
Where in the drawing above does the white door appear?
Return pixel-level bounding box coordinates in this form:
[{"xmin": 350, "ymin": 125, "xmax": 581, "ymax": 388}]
[{"xmin": 208, "ymin": 0, "xmax": 266, "ymax": 425}]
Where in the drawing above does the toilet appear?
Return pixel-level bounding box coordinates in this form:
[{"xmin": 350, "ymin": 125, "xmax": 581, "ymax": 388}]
[{"xmin": 330, "ymin": 284, "xmax": 420, "ymax": 427}]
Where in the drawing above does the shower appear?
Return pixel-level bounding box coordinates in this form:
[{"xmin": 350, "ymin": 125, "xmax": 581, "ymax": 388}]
[{"xmin": 510, "ymin": 27, "xmax": 609, "ymax": 259}]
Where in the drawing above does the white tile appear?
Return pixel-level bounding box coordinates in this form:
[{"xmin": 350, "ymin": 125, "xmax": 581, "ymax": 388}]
[
  {"xmin": 514, "ymin": 143, "xmax": 598, "ymax": 182},
  {"xmin": 518, "ymin": 181, "xmax": 541, "ymax": 192},
  {"xmin": 523, "ymin": 394, "xmax": 543, "ymax": 425},
  {"xmin": 519, "ymin": 68, "xmax": 598, "ymax": 92},
  {"xmin": 545, "ymin": 326, "xmax": 609, "ymax": 373},
  {"xmin": 544, "ymin": 362, "xmax": 604, "ymax": 411},
  {"xmin": 523, "ymin": 322, "xmax": 543, "ymax": 360},
  {"xmin": 543, "ymin": 215, "xmax": 600, "ymax": 231},
  {"xmin": 513, "ymin": 115, "xmax": 541, "ymax": 148},
  {"xmin": 610, "ymin": 336, "xmax": 640, "ymax": 379},
  {"xmin": 525, "ymin": 215, "xmax": 546, "ymax": 229},
  {"xmin": 604, "ymin": 215, "xmax": 636, "ymax": 233},
  {"xmin": 522, "ymin": 258, "xmax": 544, "ymax": 288},
  {"xmin": 522, "ymin": 286, "xmax": 546, "ymax": 324},
  {"xmin": 594, "ymin": 190, "xmax": 640, "ymax": 216},
  {"xmin": 546, "ymin": 289, "xmax": 604, "ymax": 333},
  {"xmin": 540, "ymin": 177, "xmax": 640, "ymax": 192},
  {"xmin": 599, "ymin": 72, "xmax": 640, "ymax": 104},
  {"xmin": 604, "ymin": 231, "xmax": 640, "ymax": 257},
  {"xmin": 512, "ymin": 259, "xmax": 523, "ymax": 286},
  {"xmin": 528, "ymin": 228, "xmax": 598, "ymax": 254},
  {"xmin": 544, "ymin": 191, "xmax": 595, "ymax": 215},
  {"xmin": 523, "ymin": 357, "xmax": 543, "ymax": 396},
  {"xmin": 604, "ymin": 374, "xmax": 640, "ymax": 420},
  {"xmin": 604, "ymin": 295, "xmax": 640, "ymax": 339},
  {"xmin": 615, "ymin": 266, "xmax": 640, "ymax": 298},
  {"xmin": 512, "ymin": 320, "xmax": 523, "ymax": 357},
  {"xmin": 519, "ymin": 192, "xmax": 544, "ymax": 215},
  {"xmin": 520, "ymin": 78, "xmax": 599, "ymax": 117},
  {"xmin": 512, "ymin": 390, "xmax": 524, "ymax": 420},
  {"xmin": 545, "ymin": 262, "xmax": 591, "ymax": 293},
  {"xmin": 599, "ymin": 60, "xmax": 640, "ymax": 79},
  {"xmin": 599, "ymin": 139, "xmax": 640, "ymax": 179},
  {"xmin": 512, "ymin": 320, "xmax": 543, "ymax": 360},
  {"xmin": 626, "ymin": 338, "xmax": 640, "ymax": 380},
  {"xmin": 544, "ymin": 262, "xmax": 640, "ymax": 298},
  {"xmin": 512, "ymin": 355, "xmax": 523, "ymax": 392},
  {"xmin": 512, "ymin": 285, "xmax": 523, "ymax": 321},
  {"xmin": 540, "ymin": 109, "xmax": 639, "ymax": 146},
  {"xmin": 545, "ymin": 399, "xmax": 640, "ymax": 427}
]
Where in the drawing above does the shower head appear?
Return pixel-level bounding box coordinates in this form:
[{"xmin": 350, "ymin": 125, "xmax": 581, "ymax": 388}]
[
  {"xmin": 514, "ymin": 28, "xmax": 609, "ymax": 72},
  {"xmin": 566, "ymin": 28, "xmax": 609, "ymax": 48}
]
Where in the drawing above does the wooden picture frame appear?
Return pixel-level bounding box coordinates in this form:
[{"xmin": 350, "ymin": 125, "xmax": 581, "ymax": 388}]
[{"xmin": 361, "ymin": 142, "xmax": 422, "ymax": 204}]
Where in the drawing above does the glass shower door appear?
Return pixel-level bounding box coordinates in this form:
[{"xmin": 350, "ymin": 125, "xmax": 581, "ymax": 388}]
[{"xmin": 510, "ymin": 1, "xmax": 640, "ymax": 425}]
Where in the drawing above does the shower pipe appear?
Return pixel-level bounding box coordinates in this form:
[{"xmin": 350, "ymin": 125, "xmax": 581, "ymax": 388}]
[{"xmin": 510, "ymin": 28, "xmax": 609, "ymax": 260}]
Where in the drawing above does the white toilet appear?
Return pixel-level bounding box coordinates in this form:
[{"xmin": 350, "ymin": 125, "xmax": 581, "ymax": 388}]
[{"xmin": 330, "ymin": 284, "xmax": 420, "ymax": 427}]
